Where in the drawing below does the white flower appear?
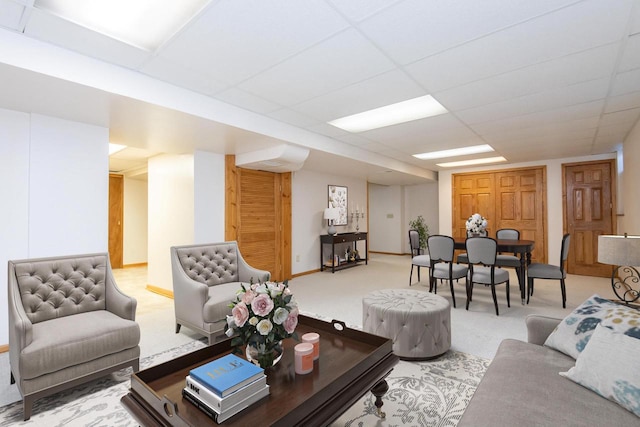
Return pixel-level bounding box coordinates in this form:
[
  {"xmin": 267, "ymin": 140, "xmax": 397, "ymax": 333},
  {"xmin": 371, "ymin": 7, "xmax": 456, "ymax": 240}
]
[
  {"xmin": 272, "ymin": 307, "xmax": 289, "ymax": 325},
  {"xmin": 254, "ymin": 283, "xmax": 268, "ymax": 294},
  {"xmin": 249, "ymin": 316, "xmax": 259, "ymax": 326},
  {"xmin": 225, "ymin": 327, "xmax": 234, "ymax": 337},
  {"xmin": 256, "ymin": 319, "xmax": 273, "ymax": 335}
]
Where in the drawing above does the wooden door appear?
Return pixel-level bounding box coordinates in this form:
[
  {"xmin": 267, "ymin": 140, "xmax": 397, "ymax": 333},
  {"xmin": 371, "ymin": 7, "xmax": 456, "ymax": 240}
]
[
  {"xmin": 452, "ymin": 173, "xmax": 495, "ymax": 238},
  {"xmin": 494, "ymin": 168, "xmax": 546, "ymax": 263},
  {"xmin": 108, "ymin": 174, "xmax": 124, "ymax": 268},
  {"xmin": 225, "ymin": 156, "xmax": 291, "ymax": 282},
  {"xmin": 564, "ymin": 160, "xmax": 615, "ymax": 277}
]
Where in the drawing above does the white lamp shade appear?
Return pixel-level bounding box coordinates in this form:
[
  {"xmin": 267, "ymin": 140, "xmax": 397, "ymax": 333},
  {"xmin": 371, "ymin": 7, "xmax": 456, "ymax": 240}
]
[
  {"xmin": 598, "ymin": 235, "xmax": 640, "ymax": 266},
  {"xmin": 323, "ymin": 208, "xmax": 339, "ymax": 221}
]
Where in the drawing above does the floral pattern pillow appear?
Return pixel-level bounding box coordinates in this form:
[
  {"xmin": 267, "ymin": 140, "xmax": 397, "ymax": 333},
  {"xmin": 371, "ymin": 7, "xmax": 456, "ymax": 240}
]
[
  {"xmin": 560, "ymin": 325, "xmax": 640, "ymax": 418},
  {"xmin": 544, "ymin": 294, "xmax": 635, "ymax": 359}
]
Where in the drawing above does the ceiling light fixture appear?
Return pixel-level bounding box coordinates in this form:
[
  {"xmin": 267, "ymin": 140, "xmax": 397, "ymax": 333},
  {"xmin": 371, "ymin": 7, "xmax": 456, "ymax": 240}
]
[
  {"xmin": 437, "ymin": 156, "xmax": 507, "ymax": 168},
  {"xmin": 328, "ymin": 95, "xmax": 448, "ymax": 133},
  {"xmin": 109, "ymin": 143, "xmax": 127, "ymax": 155},
  {"xmin": 35, "ymin": 0, "xmax": 211, "ymax": 51},
  {"xmin": 413, "ymin": 144, "xmax": 494, "ymax": 160}
]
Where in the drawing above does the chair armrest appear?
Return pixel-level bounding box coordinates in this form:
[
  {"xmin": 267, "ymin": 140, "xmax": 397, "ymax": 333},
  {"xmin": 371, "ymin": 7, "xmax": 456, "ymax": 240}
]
[
  {"xmin": 526, "ymin": 314, "xmax": 562, "ymax": 345},
  {"xmin": 105, "ymin": 261, "xmax": 137, "ymax": 321},
  {"xmin": 8, "ymin": 261, "xmax": 33, "ymax": 380},
  {"xmin": 236, "ymin": 250, "xmax": 271, "ymax": 283},
  {"xmin": 171, "ymin": 247, "xmax": 210, "ymax": 325}
]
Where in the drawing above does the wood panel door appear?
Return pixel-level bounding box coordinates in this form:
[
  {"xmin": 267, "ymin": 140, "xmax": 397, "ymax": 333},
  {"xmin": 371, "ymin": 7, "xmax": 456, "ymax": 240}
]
[
  {"xmin": 108, "ymin": 174, "xmax": 123, "ymax": 268},
  {"xmin": 452, "ymin": 173, "xmax": 495, "ymax": 238},
  {"xmin": 564, "ymin": 160, "xmax": 615, "ymax": 277},
  {"xmin": 226, "ymin": 162, "xmax": 291, "ymax": 282},
  {"xmin": 494, "ymin": 168, "xmax": 546, "ymax": 263}
]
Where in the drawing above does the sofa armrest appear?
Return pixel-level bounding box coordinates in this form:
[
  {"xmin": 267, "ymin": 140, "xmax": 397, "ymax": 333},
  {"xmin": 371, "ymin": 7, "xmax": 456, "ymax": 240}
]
[
  {"xmin": 236, "ymin": 250, "xmax": 271, "ymax": 283},
  {"xmin": 171, "ymin": 247, "xmax": 210, "ymax": 325},
  {"xmin": 105, "ymin": 260, "xmax": 137, "ymax": 321},
  {"xmin": 526, "ymin": 314, "xmax": 562, "ymax": 345},
  {"xmin": 8, "ymin": 261, "xmax": 33, "ymax": 381}
]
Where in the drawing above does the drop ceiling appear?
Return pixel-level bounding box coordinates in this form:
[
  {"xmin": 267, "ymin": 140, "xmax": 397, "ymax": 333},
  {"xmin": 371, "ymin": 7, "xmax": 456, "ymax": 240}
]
[{"xmin": 0, "ymin": 0, "xmax": 639, "ymax": 185}]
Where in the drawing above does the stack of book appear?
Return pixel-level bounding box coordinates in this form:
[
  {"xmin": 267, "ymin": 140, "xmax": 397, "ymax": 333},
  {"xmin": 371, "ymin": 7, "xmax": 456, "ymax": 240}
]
[{"xmin": 182, "ymin": 353, "xmax": 269, "ymax": 423}]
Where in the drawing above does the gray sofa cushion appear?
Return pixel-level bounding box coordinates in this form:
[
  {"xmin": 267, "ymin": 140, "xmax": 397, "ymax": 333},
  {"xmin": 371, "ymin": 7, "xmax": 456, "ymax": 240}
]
[
  {"xmin": 20, "ymin": 311, "xmax": 140, "ymax": 380},
  {"xmin": 202, "ymin": 281, "xmax": 245, "ymax": 323},
  {"xmin": 14, "ymin": 256, "xmax": 107, "ymax": 324},
  {"xmin": 460, "ymin": 339, "xmax": 639, "ymax": 426},
  {"xmin": 176, "ymin": 244, "xmax": 239, "ymax": 286}
]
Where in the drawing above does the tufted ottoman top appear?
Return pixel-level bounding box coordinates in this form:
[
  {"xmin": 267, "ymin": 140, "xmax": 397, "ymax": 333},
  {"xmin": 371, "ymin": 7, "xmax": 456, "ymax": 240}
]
[{"xmin": 363, "ymin": 288, "xmax": 450, "ymax": 313}]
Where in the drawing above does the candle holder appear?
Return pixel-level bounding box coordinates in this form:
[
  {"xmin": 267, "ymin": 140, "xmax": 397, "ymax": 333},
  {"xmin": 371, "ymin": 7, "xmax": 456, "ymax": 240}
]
[{"xmin": 350, "ymin": 211, "xmax": 365, "ymax": 233}]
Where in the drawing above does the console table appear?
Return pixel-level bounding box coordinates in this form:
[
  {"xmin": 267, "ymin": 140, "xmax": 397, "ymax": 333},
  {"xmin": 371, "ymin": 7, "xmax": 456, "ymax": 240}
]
[{"xmin": 320, "ymin": 232, "xmax": 368, "ymax": 273}]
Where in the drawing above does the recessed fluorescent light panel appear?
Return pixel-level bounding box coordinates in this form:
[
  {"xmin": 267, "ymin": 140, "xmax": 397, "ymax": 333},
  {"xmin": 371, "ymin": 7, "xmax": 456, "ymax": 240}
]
[
  {"xmin": 35, "ymin": 0, "xmax": 211, "ymax": 51},
  {"xmin": 328, "ymin": 95, "xmax": 448, "ymax": 133},
  {"xmin": 437, "ymin": 156, "xmax": 507, "ymax": 168},
  {"xmin": 108, "ymin": 143, "xmax": 127, "ymax": 155},
  {"xmin": 413, "ymin": 144, "xmax": 494, "ymax": 160}
]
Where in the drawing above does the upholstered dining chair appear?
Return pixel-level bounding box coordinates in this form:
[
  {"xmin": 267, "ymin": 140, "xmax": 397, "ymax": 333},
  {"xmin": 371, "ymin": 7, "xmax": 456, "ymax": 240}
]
[
  {"xmin": 527, "ymin": 234, "xmax": 571, "ymax": 308},
  {"xmin": 465, "ymin": 237, "xmax": 510, "ymax": 315},
  {"xmin": 495, "ymin": 228, "xmax": 522, "ymax": 274},
  {"xmin": 409, "ymin": 229, "xmax": 430, "ymax": 285},
  {"xmin": 456, "ymin": 229, "xmax": 488, "ymax": 264},
  {"xmin": 428, "ymin": 235, "xmax": 468, "ymax": 308}
]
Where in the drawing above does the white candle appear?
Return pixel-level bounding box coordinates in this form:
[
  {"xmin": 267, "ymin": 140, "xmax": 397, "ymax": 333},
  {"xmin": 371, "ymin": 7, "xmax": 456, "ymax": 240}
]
[
  {"xmin": 294, "ymin": 343, "xmax": 314, "ymax": 375},
  {"xmin": 302, "ymin": 332, "xmax": 320, "ymax": 360}
]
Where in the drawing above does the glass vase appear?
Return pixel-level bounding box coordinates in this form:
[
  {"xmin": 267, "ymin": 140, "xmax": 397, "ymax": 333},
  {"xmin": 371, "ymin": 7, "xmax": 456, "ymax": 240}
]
[{"xmin": 245, "ymin": 340, "xmax": 283, "ymax": 369}]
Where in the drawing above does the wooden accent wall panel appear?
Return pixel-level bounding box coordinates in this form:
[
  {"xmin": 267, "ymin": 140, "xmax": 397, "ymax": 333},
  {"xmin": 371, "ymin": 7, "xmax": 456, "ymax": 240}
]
[
  {"xmin": 108, "ymin": 174, "xmax": 124, "ymax": 268},
  {"xmin": 225, "ymin": 156, "xmax": 238, "ymax": 241},
  {"xmin": 453, "ymin": 167, "xmax": 547, "ymax": 263}
]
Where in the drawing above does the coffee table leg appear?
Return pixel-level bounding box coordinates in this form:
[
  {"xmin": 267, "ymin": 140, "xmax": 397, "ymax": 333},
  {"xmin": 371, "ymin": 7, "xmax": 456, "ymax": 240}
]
[{"xmin": 371, "ymin": 379, "xmax": 389, "ymax": 418}]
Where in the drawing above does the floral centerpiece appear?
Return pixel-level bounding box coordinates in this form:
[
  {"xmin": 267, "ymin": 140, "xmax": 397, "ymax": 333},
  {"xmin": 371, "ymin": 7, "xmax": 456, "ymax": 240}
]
[
  {"xmin": 466, "ymin": 213, "xmax": 488, "ymax": 235},
  {"xmin": 225, "ymin": 280, "xmax": 299, "ymax": 369}
]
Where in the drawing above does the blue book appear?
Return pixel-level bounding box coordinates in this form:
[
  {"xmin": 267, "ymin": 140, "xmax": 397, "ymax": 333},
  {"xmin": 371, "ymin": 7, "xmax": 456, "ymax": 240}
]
[{"xmin": 189, "ymin": 354, "xmax": 265, "ymax": 397}]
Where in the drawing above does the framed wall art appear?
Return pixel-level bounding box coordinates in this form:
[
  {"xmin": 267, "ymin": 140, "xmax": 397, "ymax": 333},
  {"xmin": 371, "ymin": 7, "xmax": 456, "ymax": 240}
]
[{"xmin": 328, "ymin": 185, "xmax": 348, "ymax": 226}]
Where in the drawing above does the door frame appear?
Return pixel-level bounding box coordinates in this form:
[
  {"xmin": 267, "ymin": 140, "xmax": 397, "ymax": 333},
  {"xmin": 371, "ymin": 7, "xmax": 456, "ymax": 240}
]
[{"xmin": 562, "ymin": 158, "xmax": 617, "ymax": 275}]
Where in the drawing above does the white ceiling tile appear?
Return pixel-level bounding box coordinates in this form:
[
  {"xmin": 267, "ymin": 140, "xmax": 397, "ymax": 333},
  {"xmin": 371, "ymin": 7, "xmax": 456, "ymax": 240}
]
[
  {"xmin": 157, "ymin": 0, "xmax": 349, "ymax": 85},
  {"xmin": 611, "ymin": 68, "xmax": 640, "ymax": 96},
  {"xmin": 305, "ymin": 122, "xmax": 349, "ymax": 138},
  {"xmin": 238, "ymin": 28, "xmax": 395, "ymax": 106},
  {"xmin": 0, "ymin": 0, "xmax": 25, "ymax": 31},
  {"xmin": 594, "ymin": 133, "xmax": 625, "ymax": 146},
  {"xmin": 630, "ymin": 0, "xmax": 640, "ymax": 35},
  {"xmin": 599, "ymin": 108, "xmax": 640, "ymax": 127},
  {"xmin": 213, "ymin": 88, "xmax": 282, "ymax": 114},
  {"xmin": 141, "ymin": 56, "xmax": 228, "ymax": 95},
  {"xmin": 291, "ymin": 69, "xmax": 424, "ymax": 122},
  {"xmin": 337, "ymin": 134, "xmax": 389, "ymax": 152},
  {"xmin": 596, "ymin": 121, "xmax": 636, "ymax": 138},
  {"xmin": 359, "ymin": 0, "xmax": 581, "ymax": 65},
  {"xmin": 327, "ymin": 0, "xmax": 401, "ymax": 22},
  {"xmin": 483, "ymin": 118, "xmax": 598, "ymax": 143},
  {"xmin": 361, "ymin": 112, "xmax": 467, "ymax": 141},
  {"xmin": 435, "ymin": 44, "xmax": 618, "ymax": 112},
  {"xmin": 619, "ymin": 34, "xmax": 640, "ymax": 72},
  {"xmin": 267, "ymin": 108, "xmax": 319, "ymax": 128},
  {"xmin": 24, "ymin": 9, "xmax": 151, "ymax": 69},
  {"xmin": 406, "ymin": 0, "xmax": 633, "ymax": 92},
  {"xmin": 456, "ymin": 78, "xmax": 610, "ymax": 124},
  {"xmin": 604, "ymin": 91, "xmax": 640, "ymax": 113}
]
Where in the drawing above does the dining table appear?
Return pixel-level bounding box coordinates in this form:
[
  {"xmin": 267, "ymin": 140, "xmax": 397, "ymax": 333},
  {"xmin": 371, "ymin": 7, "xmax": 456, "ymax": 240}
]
[{"xmin": 454, "ymin": 237, "xmax": 535, "ymax": 305}]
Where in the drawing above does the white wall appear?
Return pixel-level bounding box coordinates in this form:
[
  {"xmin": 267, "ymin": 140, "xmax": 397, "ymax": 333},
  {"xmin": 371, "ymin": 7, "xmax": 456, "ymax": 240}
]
[
  {"xmin": 291, "ymin": 170, "xmax": 368, "ymax": 274},
  {"xmin": 0, "ymin": 110, "xmax": 108, "ymax": 346},
  {"xmin": 194, "ymin": 151, "xmax": 225, "ymax": 243},
  {"xmin": 148, "ymin": 154, "xmax": 195, "ymax": 292},
  {"xmin": 369, "ymin": 184, "xmax": 403, "ymax": 253},
  {"xmin": 438, "ymin": 153, "xmax": 616, "ymax": 264},
  {"xmin": 124, "ymin": 177, "xmax": 148, "ymax": 265},
  {"xmin": 404, "ymin": 182, "xmax": 439, "ymax": 253},
  {"xmin": 621, "ymin": 119, "xmax": 640, "ymax": 234}
]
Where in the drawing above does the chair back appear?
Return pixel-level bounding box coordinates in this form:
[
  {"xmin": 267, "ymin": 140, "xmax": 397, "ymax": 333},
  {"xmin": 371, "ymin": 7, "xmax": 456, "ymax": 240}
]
[
  {"xmin": 496, "ymin": 228, "xmax": 520, "ymax": 240},
  {"xmin": 466, "ymin": 237, "xmax": 498, "ymax": 265},
  {"xmin": 409, "ymin": 229, "xmax": 421, "ymax": 256},
  {"xmin": 427, "ymin": 235, "xmax": 455, "ymax": 263},
  {"xmin": 560, "ymin": 233, "xmax": 571, "ymax": 269}
]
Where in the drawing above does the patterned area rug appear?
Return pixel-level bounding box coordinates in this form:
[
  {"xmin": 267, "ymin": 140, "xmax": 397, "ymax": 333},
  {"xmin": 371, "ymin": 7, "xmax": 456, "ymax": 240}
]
[{"xmin": 0, "ymin": 340, "xmax": 488, "ymax": 427}]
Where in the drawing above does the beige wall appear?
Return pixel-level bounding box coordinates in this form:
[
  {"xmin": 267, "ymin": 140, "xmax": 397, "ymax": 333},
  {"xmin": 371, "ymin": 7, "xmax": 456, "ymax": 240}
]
[{"xmin": 621, "ymin": 119, "xmax": 640, "ymax": 235}]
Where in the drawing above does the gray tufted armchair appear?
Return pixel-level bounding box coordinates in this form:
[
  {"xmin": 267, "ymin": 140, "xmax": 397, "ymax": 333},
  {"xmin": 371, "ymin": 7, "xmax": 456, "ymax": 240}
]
[
  {"xmin": 8, "ymin": 253, "xmax": 140, "ymax": 420},
  {"xmin": 171, "ymin": 241, "xmax": 270, "ymax": 344}
]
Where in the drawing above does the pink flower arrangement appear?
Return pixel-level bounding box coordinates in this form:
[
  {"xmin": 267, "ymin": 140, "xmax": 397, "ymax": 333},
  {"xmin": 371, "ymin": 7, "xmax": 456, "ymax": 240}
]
[{"xmin": 225, "ymin": 280, "xmax": 299, "ymax": 368}]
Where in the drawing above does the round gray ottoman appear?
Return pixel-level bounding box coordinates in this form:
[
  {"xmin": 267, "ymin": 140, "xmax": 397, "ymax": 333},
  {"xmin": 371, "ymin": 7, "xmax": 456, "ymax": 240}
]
[{"xmin": 363, "ymin": 289, "xmax": 451, "ymax": 360}]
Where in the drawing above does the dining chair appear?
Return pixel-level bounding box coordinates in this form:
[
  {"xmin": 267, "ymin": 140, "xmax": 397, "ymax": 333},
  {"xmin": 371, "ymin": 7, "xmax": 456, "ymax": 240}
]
[
  {"xmin": 428, "ymin": 235, "xmax": 468, "ymax": 308},
  {"xmin": 465, "ymin": 237, "xmax": 510, "ymax": 315},
  {"xmin": 495, "ymin": 228, "xmax": 522, "ymax": 275},
  {"xmin": 456, "ymin": 229, "xmax": 487, "ymax": 264},
  {"xmin": 526, "ymin": 234, "xmax": 571, "ymax": 308},
  {"xmin": 409, "ymin": 229, "xmax": 430, "ymax": 286}
]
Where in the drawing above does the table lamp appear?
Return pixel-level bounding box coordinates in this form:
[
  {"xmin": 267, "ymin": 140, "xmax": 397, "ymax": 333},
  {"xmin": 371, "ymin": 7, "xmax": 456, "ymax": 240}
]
[
  {"xmin": 597, "ymin": 234, "xmax": 640, "ymax": 305},
  {"xmin": 324, "ymin": 208, "xmax": 339, "ymax": 235}
]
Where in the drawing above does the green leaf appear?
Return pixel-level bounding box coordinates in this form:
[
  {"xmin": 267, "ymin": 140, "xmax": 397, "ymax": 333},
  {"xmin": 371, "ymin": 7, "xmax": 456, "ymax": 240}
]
[{"xmin": 230, "ymin": 337, "xmax": 244, "ymax": 347}]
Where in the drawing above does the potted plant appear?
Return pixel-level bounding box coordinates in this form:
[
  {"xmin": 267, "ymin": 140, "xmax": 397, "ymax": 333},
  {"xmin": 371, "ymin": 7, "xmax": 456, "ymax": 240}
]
[{"xmin": 409, "ymin": 215, "xmax": 429, "ymax": 253}]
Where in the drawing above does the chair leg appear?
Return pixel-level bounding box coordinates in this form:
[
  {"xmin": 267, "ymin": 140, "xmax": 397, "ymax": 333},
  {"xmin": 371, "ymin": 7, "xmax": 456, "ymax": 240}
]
[
  {"xmin": 417, "ymin": 266, "xmax": 421, "ymax": 282},
  {"xmin": 10, "ymin": 371, "xmax": 15, "ymax": 385},
  {"xmin": 466, "ymin": 281, "xmax": 474, "ymax": 310},
  {"xmin": 491, "ymin": 284, "xmax": 499, "ymax": 316},
  {"xmin": 506, "ymin": 280, "xmax": 510, "ymax": 307},
  {"xmin": 175, "ymin": 323, "xmax": 182, "ymax": 334},
  {"xmin": 409, "ymin": 265, "xmax": 414, "ymax": 286},
  {"xmin": 560, "ymin": 279, "xmax": 567, "ymax": 308},
  {"xmin": 527, "ymin": 278, "xmax": 533, "ymax": 304},
  {"xmin": 449, "ymin": 278, "xmax": 456, "ymax": 308},
  {"xmin": 23, "ymin": 396, "xmax": 33, "ymax": 421}
]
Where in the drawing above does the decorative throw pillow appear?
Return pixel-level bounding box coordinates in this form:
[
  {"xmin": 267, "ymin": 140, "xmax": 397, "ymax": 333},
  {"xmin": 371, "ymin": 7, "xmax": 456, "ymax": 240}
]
[
  {"xmin": 560, "ymin": 325, "xmax": 640, "ymax": 417},
  {"xmin": 544, "ymin": 294, "xmax": 635, "ymax": 359}
]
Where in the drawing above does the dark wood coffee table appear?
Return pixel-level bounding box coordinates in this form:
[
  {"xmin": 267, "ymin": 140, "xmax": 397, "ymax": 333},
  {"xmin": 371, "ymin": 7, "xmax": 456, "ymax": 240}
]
[{"xmin": 121, "ymin": 315, "xmax": 399, "ymax": 426}]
